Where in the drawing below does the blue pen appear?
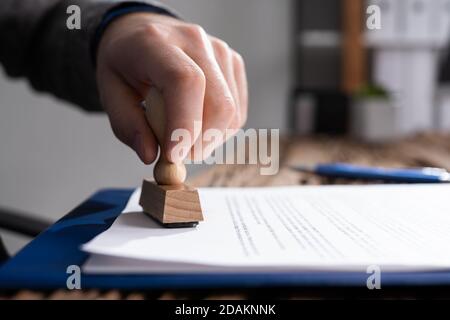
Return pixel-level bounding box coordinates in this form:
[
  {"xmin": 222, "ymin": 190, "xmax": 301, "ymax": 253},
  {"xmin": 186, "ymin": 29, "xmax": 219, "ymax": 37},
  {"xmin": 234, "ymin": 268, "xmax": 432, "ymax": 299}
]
[{"xmin": 290, "ymin": 163, "xmax": 450, "ymax": 183}]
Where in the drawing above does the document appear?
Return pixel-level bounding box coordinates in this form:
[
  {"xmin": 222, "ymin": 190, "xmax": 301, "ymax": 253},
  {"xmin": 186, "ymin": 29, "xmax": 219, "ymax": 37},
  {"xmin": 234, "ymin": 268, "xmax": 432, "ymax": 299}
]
[{"xmin": 82, "ymin": 184, "xmax": 450, "ymax": 273}]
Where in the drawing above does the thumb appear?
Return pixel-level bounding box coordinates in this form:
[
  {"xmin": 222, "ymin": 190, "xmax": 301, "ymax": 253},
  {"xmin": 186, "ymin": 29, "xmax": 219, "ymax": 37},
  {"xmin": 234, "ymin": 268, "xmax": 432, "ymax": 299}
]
[{"xmin": 99, "ymin": 73, "xmax": 158, "ymax": 164}]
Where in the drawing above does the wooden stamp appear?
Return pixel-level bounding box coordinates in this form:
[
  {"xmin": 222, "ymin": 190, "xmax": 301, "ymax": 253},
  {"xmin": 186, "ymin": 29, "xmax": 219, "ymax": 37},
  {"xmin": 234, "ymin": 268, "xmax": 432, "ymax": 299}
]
[{"xmin": 139, "ymin": 88, "xmax": 204, "ymax": 228}]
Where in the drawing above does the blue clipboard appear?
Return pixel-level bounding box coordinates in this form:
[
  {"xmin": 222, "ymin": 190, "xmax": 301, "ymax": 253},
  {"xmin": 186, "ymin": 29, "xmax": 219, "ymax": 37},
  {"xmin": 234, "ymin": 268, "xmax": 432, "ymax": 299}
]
[{"xmin": 1, "ymin": 188, "xmax": 450, "ymax": 290}]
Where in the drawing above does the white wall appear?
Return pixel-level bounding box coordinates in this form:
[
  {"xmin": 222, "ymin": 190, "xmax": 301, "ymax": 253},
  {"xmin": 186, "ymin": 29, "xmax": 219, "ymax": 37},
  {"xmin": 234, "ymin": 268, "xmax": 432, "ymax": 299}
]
[{"xmin": 0, "ymin": 0, "xmax": 292, "ymax": 254}]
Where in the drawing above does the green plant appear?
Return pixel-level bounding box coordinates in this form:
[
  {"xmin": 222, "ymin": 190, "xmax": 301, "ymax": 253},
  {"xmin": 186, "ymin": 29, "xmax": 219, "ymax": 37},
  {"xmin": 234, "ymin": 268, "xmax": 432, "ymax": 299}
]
[{"xmin": 354, "ymin": 84, "xmax": 389, "ymax": 99}]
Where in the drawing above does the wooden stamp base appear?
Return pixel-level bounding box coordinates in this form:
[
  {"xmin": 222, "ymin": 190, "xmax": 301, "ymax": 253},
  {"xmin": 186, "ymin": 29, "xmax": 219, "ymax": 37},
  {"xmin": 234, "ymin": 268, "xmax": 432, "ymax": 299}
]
[{"xmin": 139, "ymin": 179, "xmax": 204, "ymax": 227}]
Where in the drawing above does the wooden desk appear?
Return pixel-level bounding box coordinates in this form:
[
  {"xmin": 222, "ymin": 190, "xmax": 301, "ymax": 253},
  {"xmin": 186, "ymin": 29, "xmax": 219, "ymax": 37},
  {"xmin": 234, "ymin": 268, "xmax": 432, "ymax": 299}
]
[{"xmin": 5, "ymin": 132, "xmax": 450, "ymax": 300}]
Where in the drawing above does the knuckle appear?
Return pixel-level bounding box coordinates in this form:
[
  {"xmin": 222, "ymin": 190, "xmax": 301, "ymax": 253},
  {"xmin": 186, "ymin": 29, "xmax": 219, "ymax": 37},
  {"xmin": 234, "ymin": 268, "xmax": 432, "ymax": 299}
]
[
  {"xmin": 141, "ymin": 23, "xmax": 166, "ymax": 39},
  {"xmin": 168, "ymin": 63, "xmax": 206, "ymax": 87},
  {"xmin": 211, "ymin": 38, "xmax": 230, "ymax": 57},
  {"xmin": 219, "ymin": 96, "xmax": 237, "ymax": 119},
  {"xmin": 182, "ymin": 24, "xmax": 207, "ymax": 43}
]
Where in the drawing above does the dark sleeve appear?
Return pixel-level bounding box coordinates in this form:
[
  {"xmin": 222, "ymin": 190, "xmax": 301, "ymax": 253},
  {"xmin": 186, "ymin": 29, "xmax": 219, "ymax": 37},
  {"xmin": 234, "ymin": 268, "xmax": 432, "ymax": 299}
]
[{"xmin": 0, "ymin": 0, "xmax": 176, "ymax": 112}]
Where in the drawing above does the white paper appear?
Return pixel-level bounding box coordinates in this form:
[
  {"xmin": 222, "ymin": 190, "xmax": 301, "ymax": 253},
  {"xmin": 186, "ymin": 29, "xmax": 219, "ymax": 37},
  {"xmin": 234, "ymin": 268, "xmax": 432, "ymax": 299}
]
[{"xmin": 82, "ymin": 184, "xmax": 450, "ymax": 273}]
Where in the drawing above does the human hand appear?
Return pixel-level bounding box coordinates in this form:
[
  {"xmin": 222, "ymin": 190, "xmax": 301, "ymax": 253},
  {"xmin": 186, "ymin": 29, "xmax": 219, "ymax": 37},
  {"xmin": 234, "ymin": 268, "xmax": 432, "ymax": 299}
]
[{"xmin": 96, "ymin": 12, "xmax": 248, "ymax": 164}]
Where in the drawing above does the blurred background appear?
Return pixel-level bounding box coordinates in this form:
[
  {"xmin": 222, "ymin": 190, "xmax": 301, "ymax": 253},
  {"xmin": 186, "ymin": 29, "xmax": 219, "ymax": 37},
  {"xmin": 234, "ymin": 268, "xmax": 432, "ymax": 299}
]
[{"xmin": 1, "ymin": 0, "xmax": 450, "ymax": 254}]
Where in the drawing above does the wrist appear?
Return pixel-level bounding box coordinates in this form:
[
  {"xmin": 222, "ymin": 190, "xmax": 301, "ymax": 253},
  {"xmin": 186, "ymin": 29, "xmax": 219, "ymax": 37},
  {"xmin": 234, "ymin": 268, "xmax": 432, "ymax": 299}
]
[{"xmin": 92, "ymin": 2, "xmax": 177, "ymax": 65}]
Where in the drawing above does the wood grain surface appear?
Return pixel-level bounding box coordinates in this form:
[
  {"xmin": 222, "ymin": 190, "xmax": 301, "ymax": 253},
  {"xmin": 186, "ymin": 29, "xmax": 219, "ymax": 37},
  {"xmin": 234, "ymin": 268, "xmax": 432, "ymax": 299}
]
[
  {"xmin": 140, "ymin": 180, "xmax": 203, "ymax": 224},
  {"xmin": 4, "ymin": 132, "xmax": 450, "ymax": 300}
]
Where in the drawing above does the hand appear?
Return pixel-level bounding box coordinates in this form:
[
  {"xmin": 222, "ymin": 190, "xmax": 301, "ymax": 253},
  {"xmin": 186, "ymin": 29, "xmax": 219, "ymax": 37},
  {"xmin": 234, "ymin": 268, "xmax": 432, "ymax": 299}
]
[{"xmin": 96, "ymin": 12, "xmax": 248, "ymax": 164}]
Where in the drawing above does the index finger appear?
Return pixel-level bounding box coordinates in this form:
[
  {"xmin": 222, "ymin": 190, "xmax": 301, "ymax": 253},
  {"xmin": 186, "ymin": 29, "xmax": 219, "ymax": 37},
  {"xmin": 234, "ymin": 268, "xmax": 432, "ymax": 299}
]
[{"xmin": 142, "ymin": 42, "xmax": 206, "ymax": 163}]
